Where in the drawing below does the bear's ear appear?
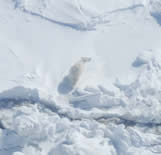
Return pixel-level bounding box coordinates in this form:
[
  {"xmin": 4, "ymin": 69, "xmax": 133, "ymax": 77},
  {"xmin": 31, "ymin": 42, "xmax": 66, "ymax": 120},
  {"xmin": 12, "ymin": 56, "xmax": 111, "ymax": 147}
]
[{"xmin": 81, "ymin": 57, "xmax": 91, "ymax": 63}]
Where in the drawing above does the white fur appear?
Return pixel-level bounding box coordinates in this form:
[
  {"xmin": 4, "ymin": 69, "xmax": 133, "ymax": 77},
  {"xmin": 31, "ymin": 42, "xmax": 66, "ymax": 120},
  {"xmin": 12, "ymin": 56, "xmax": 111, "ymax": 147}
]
[{"xmin": 58, "ymin": 57, "xmax": 91, "ymax": 94}]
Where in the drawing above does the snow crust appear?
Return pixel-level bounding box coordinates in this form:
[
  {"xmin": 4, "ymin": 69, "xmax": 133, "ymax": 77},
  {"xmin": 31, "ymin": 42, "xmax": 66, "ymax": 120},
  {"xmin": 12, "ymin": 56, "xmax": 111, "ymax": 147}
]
[{"xmin": 0, "ymin": 0, "xmax": 161, "ymax": 155}]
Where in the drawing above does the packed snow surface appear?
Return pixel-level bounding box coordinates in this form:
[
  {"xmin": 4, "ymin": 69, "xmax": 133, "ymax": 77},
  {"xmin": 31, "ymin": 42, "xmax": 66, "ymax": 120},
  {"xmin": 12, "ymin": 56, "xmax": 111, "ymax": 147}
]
[{"xmin": 1, "ymin": 0, "xmax": 161, "ymax": 155}]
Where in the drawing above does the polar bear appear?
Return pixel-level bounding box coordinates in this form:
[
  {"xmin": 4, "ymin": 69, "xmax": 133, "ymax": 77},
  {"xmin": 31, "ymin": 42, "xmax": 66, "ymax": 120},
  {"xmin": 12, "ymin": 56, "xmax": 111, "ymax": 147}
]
[{"xmin": 58, "ymin": 57, "xmax": 91, "ymax": 94}]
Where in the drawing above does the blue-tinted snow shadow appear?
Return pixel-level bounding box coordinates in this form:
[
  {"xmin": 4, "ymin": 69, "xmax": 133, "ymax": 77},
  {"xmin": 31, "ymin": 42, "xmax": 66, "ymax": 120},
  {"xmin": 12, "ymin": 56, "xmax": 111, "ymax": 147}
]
[
  {"xmin": 151, "ymin": 13, "xmax": 161, "ymax": 26},
  {"xmin": 0, "ymin": 130, "xmax": 23, "ymax": 154},
  {"xmin": 0, "ymin": 86, "xmax": 40, "ymax": 109},
  {"xmin": 0, "ymin": 86, "xmax": 69, "ymax": 120},
  {"xmin": 132, "ymin": 57, "xmax": 148, "ymax": 67},
  {"xmin": 107, "ymin": 4, "xmax": 144, "ymax": 14}
]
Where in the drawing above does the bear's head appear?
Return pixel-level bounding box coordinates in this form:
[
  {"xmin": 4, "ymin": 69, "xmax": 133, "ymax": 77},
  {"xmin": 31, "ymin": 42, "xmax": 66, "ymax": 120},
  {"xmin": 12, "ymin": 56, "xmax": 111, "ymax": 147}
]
[{"xmin": 81, "ymin": 57, "xmax": 91, "ymax": 63}]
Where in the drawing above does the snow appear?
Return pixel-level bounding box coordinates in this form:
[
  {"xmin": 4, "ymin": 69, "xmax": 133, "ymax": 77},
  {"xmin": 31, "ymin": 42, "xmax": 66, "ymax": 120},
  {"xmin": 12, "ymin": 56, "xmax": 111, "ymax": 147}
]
[
  {"xmin": 0, "ymin": 0, "xmax": 161, "ymax": 155},
  {"xmin": 147, "ymin": 0, "xmax": 161, "ymax": 25}
]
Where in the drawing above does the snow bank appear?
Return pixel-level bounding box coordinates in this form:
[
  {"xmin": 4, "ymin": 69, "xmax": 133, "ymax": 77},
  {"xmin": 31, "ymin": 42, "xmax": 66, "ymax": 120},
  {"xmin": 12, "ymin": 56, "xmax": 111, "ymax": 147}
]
[
  {"xmin": 144, "ymin": 0, "xmax": 161, "ymax": 25},
  {"xmin": 115, "ymin": 51, "xmax": 161, "ymax": 123},
  {"xmin": 0, "ymin": 86, "xmax": 39, "ymax": 103}
]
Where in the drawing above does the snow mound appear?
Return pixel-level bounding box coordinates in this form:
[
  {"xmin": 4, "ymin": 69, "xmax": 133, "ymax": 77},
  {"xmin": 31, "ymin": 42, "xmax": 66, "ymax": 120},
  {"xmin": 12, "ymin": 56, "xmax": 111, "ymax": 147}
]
[
  {"xmin": 147, "ymin": 0, "xmax": 161, "ymax": 25},
  {"xmin": 132, "ymin": 50, "xmax": 153, "ymax": 67},
  {"xmin": 0, "ymin": 86, "xmax": 39, "ymax": 103},
  {"xmin": 115, "ymin": 51, "xmax": 161, "ymax": 124}
]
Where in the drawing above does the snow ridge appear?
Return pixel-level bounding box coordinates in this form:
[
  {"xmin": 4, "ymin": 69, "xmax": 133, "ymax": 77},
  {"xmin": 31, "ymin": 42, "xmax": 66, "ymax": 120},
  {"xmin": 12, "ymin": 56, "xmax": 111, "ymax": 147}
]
[{"xmin": 12, "ymin": 0, "xmax": 145, "ymax": 31}]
